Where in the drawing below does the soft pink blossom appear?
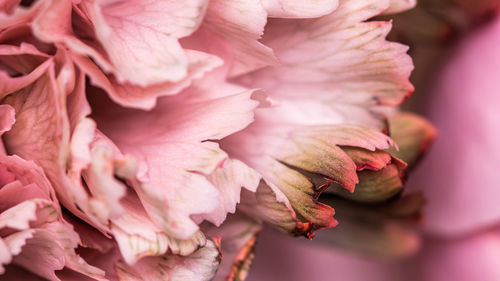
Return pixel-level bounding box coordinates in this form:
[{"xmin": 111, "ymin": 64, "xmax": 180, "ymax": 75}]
[
  {"xmin": 249, "ymin": 7, "xmax": 500, "ymax": 281},
  {"xmin": 0, "ymin": 0, "xmax": 422, "ymax": 280}
]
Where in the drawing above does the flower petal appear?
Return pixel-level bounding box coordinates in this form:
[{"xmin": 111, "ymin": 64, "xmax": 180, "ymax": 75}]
[
  {"xmin": 238, "ymin": 180, "xmax": 300, "ymax": 234},
  {"xmin": 5, "ymin": 229, "xmax": 65, "ymax": 281},
  {"xmin": 203, "ymin": 0, "xmax": 278, "ymax": 77},
  {"xmin": 202, "ymin": 159, "xmax": 261, "ymax": 226},
  {"xmin": 73, "ymin": 49, "xmax": 223, "ymax": 110},
  {"xmin": 261, "ymin": 0, "xmax": 339, "ymax": 18},
  {"xmin": 382, "ymin": 0, "xmax": 417, "ymax": 15},
  {"xmin": 90, "ymin": 82, "xmax": 259, "ymax": 240},
  {"xmin": 115, "ymin": 240, "xmax": 221, "ymax": 281},
  {"xmin": 0, "ymin": 104, "xmax": 15, "ymax": 154},
  {"xmin": 2, "ymin": 59, "xmax": 110, "ymax": 230},
  {"xmin": 0, "ymin": 238, "xmax": 11, "ymax": 274},
  {"xmin": 237, "ymin": 0, "xmax": 413, "ymax": 127},
  {"xmin": 83, "ymin": 0, "xmax": 208, "ymax": 86},
  {"xmin": 386, "ymin": 112, "xmax": 437, "ymax": 170},
  {"xmin": 0, "ymin": 44, "xmax": 51, "ymax": 100}
]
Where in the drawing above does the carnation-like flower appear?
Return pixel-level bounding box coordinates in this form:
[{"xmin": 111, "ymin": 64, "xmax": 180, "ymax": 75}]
[
  {"xmin": 249, "ymin": 6, "xmax": 500, "ymax": 281},
  {"xmin": 0, "ymin": 0, "xmax": 430, "ymax": 280}
]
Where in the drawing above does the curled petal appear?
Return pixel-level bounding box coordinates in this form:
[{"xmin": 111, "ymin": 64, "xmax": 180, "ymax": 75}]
[
  {"xmin": 115, "ymin": 240, "xmax": 221, "ymax": 281},
  {"xmin": 203, "ymin": 0, "xmax": 278, "ymax": 77},
  {"xmin": 83, "ymin": 0, "xmax": 209, "ymax": 86},
  {"xmin": 203, "ymin": 159, "xmax": 261, "ymax": 226},
  {"xmin": 73, "ymin": 51, "xmax": 223, "ymax": 110},
  {"xmin": 262, "ymin": 0, "xmax": 339, "ymax": 18},
  {"xmin": 237, "ymin": 0, "xmax": 413, "ymax": 128},
  {"xmin": 386, "ymin": 112, "xmax": 438, "ymax": 170},
  {"xmin": 91, "ymin": 82, "xmax": 259, "ymax": 240},
  {"xmin": 382, "ymin": 0, "xmax": 417, "ymax": 15}
]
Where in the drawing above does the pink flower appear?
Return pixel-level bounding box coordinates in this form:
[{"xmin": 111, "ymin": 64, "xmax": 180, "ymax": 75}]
[
  {"xmin": 249, "ymin": 5, "xmax": 500, "ymax": 281},
  {"xmin": 0, "ymin": 0, "xmax": 425, "ymax": 280},
  {"xmin": 0, "ymin": 109, "xmax": 104, "ymax": 280}
]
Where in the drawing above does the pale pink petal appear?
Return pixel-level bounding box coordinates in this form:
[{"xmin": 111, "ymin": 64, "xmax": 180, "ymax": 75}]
[
  {"xmin": 64, "ymin": 64, "xmax": 97, "ymax": 186},
  {"xmin": 90, "ymin": 81, "xmax": 259, "ymax": 239},
  {"xmin": 0, "ymin": 43, "xmax": 51, "ymax": 99},
  {"xmin": 202, "ymin": 159, "xmax": 261, "ymax": 226},
  {"xmin": 112, "ymin": 221, "xmax": 207, "ymax": 265},
  {"xmin": 261, "ymin": 0, "xmax": 338, "ymax": 18},
  {"xmin": 73, "ymin": 50, "xmax": 222, "ymax": 109},
  {"xmin": 0, "ymin": 154, "xmax": 59, "ymax": 209},
  {"xmin": 115, "ymin": 240, "xmax": 221, "ymax": 281},
  {"xmin": 5, "ymin": 229, "xmax": 65, "ymax": 281},
  {"xmin": 382, "ymin": 0, "xmax": 417, "ymax": 15},
  {"xmin": 2, "ymin": 61, "xmax": 108, "ymax": 230},
  {"xmin": 237, "ymin": 0, "xmax": 413, "ymax": 128},
  {"xmin": 106, "ymin": 180, "xmax": 206, "ymax": 263},
  {"xmin": 237, "ymin": 176, "xmax": 319, "ymax": 237},
  {"xmin": 203, "ymin": 0, "xmax": 278, "ymax": 77},
  {"xmin": 42, "ymin": 222, "xmax": 107, "ymax": 281},
  {"xmin": 68, "ymin": 118, "xmax": 96, "ymax": 184},
  {"xmin": 223, "ymin": 123, "xmax": 395, "ymax": 236},
  {"xmin": 66, "ymin": 69, "xmax": 91, "ymax": 130},
  {"xmin": 0, "ymin": 238, "xmax": 12, "ymax": 274},
  {"xmin": 82, "ymin": 0, "xmax": 209, "ymax": 86},
  {"xmin": 0, "ymin": 201, "xmax": 105, "ymax": 280},
  {"xmin": 241, "ymin": 156, "xmax": 338, "ymax": 237},
  {"xmin": 82, "ymin": 133, "xmax": 129, "ymax": 219},
  {"xmin": 219, "ymin": 0, "xmax": 412, "ymax": 239},
  {"xmin": 3, "ymin": 222, "xmax": 106, "ymax": 281},
  {"xmin": 0, "ymin": 199, "xmax": 57, "ymax": 231},
  {"xmin": 0, "ymin": 105, "xmax": 15, "ymax": 150},
  {"xmin": 32, "ymin": 0, "xmax": 115, "ymax": 74}
]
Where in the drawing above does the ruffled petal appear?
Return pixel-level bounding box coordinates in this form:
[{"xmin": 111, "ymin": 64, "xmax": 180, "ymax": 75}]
[
  {"xmin": 382, "ymin": 0, "xmax": 417, "ymax": 15},
  {"xmin": 202, "ymin": 159, "xmax": 261, "ymax": 226},
  {"xmin": 238, "ymin": 180, "xmax": 302, "ymax": 235},
  {"xmin": 80, "ymin": 0, "xmax": 208, "ymax": 86},
  {"xmin": 90, "ymin": 79, "xmax": 259, "ymax": 240},
  {"xmin": 1, "ymin": 60, "xmax": 104, "ymax": 228},
  {"xmin": 73, "ymin": 46, "xmax": 223, "ymax": 110},
  {"xmin": 0, "ymin": 199, "xmax": 57, "ymax": 231},
  {"xmin": 0, "ymin": 44, "xmax": 51, "ymax": 99},
  {"xmin": 223, "ymin": 123, "xmax": 396, "ymax": 237},
  {"xmin": 261, "ymin": 0, "xmax": 338, "ymax": 18},
  {"xmin": 237, "ymin": 0, "xmax": 413, "ymax": 128},
  {"xmin": 0, "ymin": 238, "xmax": 11, "ymax": 274},
  {"xmin": 203, "ymin": 0, "xmax": 278, "ymax": 77},
  {"xmin": 5, "ymin": 229, "xmax": 65, "ymax": 281},
  {"xmin": 115, "ymin": 240, "xmax": 221, "ymax": 281},
  {"xmin": 0, "ymin": 104, "xmax": 15, "ymax": 154}
]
